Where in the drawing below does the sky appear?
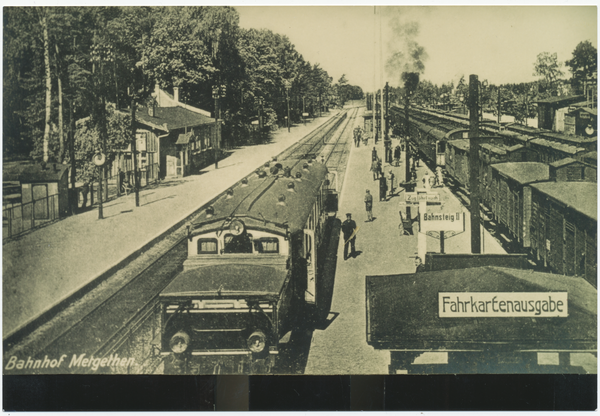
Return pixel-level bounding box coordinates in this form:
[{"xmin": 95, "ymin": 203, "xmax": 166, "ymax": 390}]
[{"xmin": 236, "ymin": 6, "xmax": 597, "ymax": 91}]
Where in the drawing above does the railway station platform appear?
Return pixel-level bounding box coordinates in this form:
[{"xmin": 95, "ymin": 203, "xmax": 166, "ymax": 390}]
[
  {"xmin": 3, "ymin": 111, "xmax": 341, "ymax": 340},
  {"xmin": 304, "ymin": 127, "xmax": 505, "ymax": 374}
]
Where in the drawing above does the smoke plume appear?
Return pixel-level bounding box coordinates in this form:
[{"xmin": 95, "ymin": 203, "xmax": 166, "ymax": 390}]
[{"xmin": 384, "ymin": 9, "xmax": 428, "ymax": 82}]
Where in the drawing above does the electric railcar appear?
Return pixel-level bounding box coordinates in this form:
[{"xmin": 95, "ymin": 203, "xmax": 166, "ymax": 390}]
[{"xmin": 158, "ymin": 158, "xmax": 337, "ymax": 374}]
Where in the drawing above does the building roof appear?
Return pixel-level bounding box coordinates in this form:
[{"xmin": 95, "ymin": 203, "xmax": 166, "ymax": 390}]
[
  {"xmin": 3, "ymin": 161, "xmax": 69, "ymax": 183},
  {"xmin": 581, "ymin": 107, "xmax": 598, "ymax": 116},
  {"xmin": 540, "ymin": 131, "xmax": 596, "ymax": 144},
  {"xmin": 447, "ymin": 139, "xmax": 470, "ymax": 152},
  {"xmin": 531, "ymin": 181, "xmax": 597, "ymax": 221},
  {"xmin": 492, "ymin": 162, "xmax": 549, "ymax": 184},
  {"xmin": 571, "ymin": 101, "xmax": 598, "ymax": 110},
  {"xmin": 582, "ymin": 151, "xmax": 597, "ymax": 162},
  {"xmin": 136, "ymin": 106, "xmax": 215, "ymax": 132},
  {"xmin": 153, "ymin": 85, "xmax": 213, "ymax": 117},
  {"xmin": 530, "ymin": 138, "xmax": 585, "ymax": 155},
  {"xmin": 535, "ymin": 95, "xmax": 585, "ymax": 106},
  {"xmin": 481, "ymin": 143, "xmax": 507, "ymax": 155},
  {"xmin": 550, "ymin": 157, "xmax": 577, "ymax": 168},
  {"xmin": 506, "ymin": 144, "xmax": 525, "ymax": 152},
  {"xmin": 366, "ymin": 266, "xmax": 596, "ymax": 351}
]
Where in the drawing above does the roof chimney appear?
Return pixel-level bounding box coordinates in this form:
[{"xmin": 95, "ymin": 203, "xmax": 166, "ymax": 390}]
[
  {"xmin": 173, "ymin": 86, "xmax": 180, "ymax": 103},
  {"xmin": 148, "ymin": 101, "xmax": 156, "ymax": 117}
]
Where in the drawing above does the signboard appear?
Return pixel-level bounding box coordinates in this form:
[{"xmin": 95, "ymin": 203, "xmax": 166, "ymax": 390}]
[
  {"xmin": 405, "ymin": 192, "xmax": 439, "ymax": 204},
  {"xmin": 439, "ymin": 292, "xmax": 568, "ymax": 318},
  {"xmin": 303, "ymin": 112, "xmax": 309, "ymax": 117},
  {"xmin": 420, "ymin": 210, "xmax": 465, "ymax": 231}
]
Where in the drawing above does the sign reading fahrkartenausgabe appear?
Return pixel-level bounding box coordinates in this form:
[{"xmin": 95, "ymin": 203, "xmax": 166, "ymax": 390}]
[{"xmin": 438, "ymin": 292, "xmax": 568, "ymax": 317}]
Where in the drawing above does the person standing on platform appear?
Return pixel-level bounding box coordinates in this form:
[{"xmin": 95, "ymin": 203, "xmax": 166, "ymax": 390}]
[
  {"xmin": 414, "ymin": 257, "xmax": 426, "ymax": 273},
  {"xmin": 370, "ymin": 158, "xmax": 379, "ymax": 180},
  {"xmin": 387, "ymin": 170, "xmax": 395, "ymax": 198},
  {"xmin": 364, "ymin": 189, "xmax": 374, "ymax": 222},
  {"xmin": 377, "ymin": 157, "xmax": 383, "ymax": 179},
  {"xmin": 379, "ymin": 175, "xmax": 388, "ymax": 201},
  {"xmin": 436, "ymin": 166, "xmax": 444, "ymax": 187},
  {"xmin": 423, "ymin": 170, "xmax": 431, "ymax": 190},
  {"xmin": 394, "ymin": 145, "xmax": 401, "ymax": 167},
  {"xmin": 342, "ymin": 213, "xmax": 357, "ymax": 260},
  {"xmin": 372, "ymin": 147, "xmax": 378, "ymax": 161}
]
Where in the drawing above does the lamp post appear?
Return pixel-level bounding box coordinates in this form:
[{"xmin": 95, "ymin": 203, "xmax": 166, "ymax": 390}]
[
  {"xmin": 257, "ymin": 97, "xmax": 264, "ymax": 142},
  {"xmin": 213, "ymin": 84, "xmax": 226, "ymax": 169},
  {"xmin": 90, "ymin": 42, "xmax": 114, "ymax": 220},
  {"xmin": 284, "ymin": 79, "xmax": 292, "ymax": 133}
]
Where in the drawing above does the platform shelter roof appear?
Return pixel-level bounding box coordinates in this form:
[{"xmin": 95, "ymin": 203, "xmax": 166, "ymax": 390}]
[{"xmin": 366, "ymin": 267, "xmax": 596, "ymax": 351}]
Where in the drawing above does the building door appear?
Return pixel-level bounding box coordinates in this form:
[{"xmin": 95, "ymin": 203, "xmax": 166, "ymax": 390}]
[
  {"xmin": 304, "ymin": 229, "xmax": 317, "ymax": 305},
  {"xmin": 166, "ymin": 155, "xmax": 177, "ymax": 177}
]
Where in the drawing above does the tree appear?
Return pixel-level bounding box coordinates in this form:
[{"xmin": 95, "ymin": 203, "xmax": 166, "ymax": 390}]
[
  {"xmin": 533, "ymin": 52, "xmax": 564, "ymax": 90},
  {"xmin": 565, "ymin": 40, "xmax": 597, "ymax": 94},
  {"xmin": 74, "ymin": 104, "xmax": 131, "ymax": 184}
]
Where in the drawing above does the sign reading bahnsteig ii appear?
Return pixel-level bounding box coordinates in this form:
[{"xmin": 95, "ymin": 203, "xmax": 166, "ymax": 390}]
[
  {"xmin": 420, "ymin": 210, "xmax": 465, "ymax": 232},
  {"xmin": 439, "ymin": 292, "xmax": 568, "ymax": 318}
]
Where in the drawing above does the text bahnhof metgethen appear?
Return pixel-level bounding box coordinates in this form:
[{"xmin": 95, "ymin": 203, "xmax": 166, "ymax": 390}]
[
  {"xmin": 438, "ymin": 292, "xmax": 569, "ymax": 317},
  {"xmin": 4, "ymin": 353, "xmax": 134, "ymax": 371}
]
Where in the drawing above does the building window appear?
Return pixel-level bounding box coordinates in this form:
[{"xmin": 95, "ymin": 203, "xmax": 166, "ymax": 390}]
[
  {"xmin": 32, "ymin": 184, "xmax": 49, "ymax": 219},
  {"xmin": 197, "ymin": 238, "xmax": 218, "ymax": 254},
  {"xmin": 223, "ymin": 233, "xmax": 253, "ymax": 254},
  {"xmin": 254, "ymin": 237, "xmax": 279, "ymax": 254}
]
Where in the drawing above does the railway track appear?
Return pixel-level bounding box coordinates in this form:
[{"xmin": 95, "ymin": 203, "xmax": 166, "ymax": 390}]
[{"xmin": 4, "ymin": 109, "xmax": 359, "ymax": 374}]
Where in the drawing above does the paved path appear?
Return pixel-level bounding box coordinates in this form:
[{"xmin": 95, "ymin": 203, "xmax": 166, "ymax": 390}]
[
  {"xmin": 304, "ymin": 130, "xmax": 504, "ymax": 374},
  {"xmin": 3, "ymin": 113, "xmax": 339, "ymax": 339}
]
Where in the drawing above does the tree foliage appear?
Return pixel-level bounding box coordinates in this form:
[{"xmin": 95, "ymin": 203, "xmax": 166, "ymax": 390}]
[
  {"xmin": 565, "ymin": 40, "xmax": 597, "ymax": 94},
  {"xmin": 4, "ymin": 6, "xmax": 336, "ymax": 159},
  {"xmin": 533, "ymin": 52, "xmax": 564, "ymax": 90}
]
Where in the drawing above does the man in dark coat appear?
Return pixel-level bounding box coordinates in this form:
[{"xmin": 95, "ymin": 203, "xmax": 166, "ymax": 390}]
[
  {"xmin": 394, "ymin": 145, "xmax": 401, "ymax": 166},
  {"xmin": 414, "ymin": 257, "xmax": 426, "ymax": 273},
  {"xmin": 342, "ymin": 213, "xmax": 357, "ymax": 260},
  {"xmin": 379, "ymin": 175, "xmax": 388, "ymax": 201}
]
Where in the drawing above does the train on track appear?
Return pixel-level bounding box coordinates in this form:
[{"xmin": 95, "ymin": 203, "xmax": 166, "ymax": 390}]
[
  {"xmin": 158, "ymin": 156, "xmax": 338, "ymax": 374},
  {"xmin": 389, "ymin": 103, "xmax": 597, "ymax": 287},
  {"xmin": 389, "ymin": 104, "xmax": 597, "ymax": 170}
]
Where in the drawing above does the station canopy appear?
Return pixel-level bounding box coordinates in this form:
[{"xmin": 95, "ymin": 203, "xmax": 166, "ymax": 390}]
[{"xmin": 366, "ymin": 266, "xmax": 596, "ymax": 352}]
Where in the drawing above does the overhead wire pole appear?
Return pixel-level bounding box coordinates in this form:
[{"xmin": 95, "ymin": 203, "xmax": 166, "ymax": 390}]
[
  {"xmin": 372, "ymin": 6, "xmax": 376, "ymax": 138},
  {"xmin": 468, "ymin": 74, "xmax": 481, "ymax": 254},
  {"xmin": 379, "ymin": 7, "xmax": 384, "ymax": 145}
]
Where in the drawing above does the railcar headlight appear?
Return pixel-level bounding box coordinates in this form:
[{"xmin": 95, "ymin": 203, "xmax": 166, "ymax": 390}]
[
  {"xmin": 169, "ymin": 331, "xmax": 190, "ymax": 354},
  {"xmin": 247, "ymin": 330, "xmax": 267, "ymax": 353}
]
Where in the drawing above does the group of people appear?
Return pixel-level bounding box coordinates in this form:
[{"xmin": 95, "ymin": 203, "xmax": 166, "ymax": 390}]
[
  {"xmin": 369, "ymin": 147, "xmax": 398, "ymax": 202},
  {"xmin": 354, "ymin": 126, "xmax": 368, "ymax": 147}
]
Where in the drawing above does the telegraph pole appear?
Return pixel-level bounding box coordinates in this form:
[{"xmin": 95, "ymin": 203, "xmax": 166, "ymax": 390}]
[
  {"xmin": 469, "ymin": 74, "xmax": 481, "ymax": 253},
  {"xmin": 497, "ymin": 87, "xmax": 502, "ymax": 125},
  {"xmin": 69, "ymin": 101, "xmax": 77, "ymax": 214},
  {"xmin": 130, "ymin": 95, "xmax": 140, "ymax": 207},
  {"xmin": 404, "ymin": 94, "xmax": 411, "ymax": 184}
]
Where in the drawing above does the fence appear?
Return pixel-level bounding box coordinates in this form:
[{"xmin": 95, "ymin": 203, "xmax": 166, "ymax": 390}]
[
  {"xmin": 3, "ymin": 193, "xmax": 60, "ymax": 239},
  {"xmin": 3, "ymin": 164, "xmax": 160, "ymax": 240}
]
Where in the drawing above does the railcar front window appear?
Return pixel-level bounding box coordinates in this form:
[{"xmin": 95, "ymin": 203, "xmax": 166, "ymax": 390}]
[
  {"xmin": 224, "ymin": 233, "xmax": 253, "ymax": 254},
  {"xmin": 254, "ymin": 237, "xmax": 279, "ymax": 254},
  {"xmin": 197, "ymin": 238, "xmax": 218, "ymax": 254}
]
